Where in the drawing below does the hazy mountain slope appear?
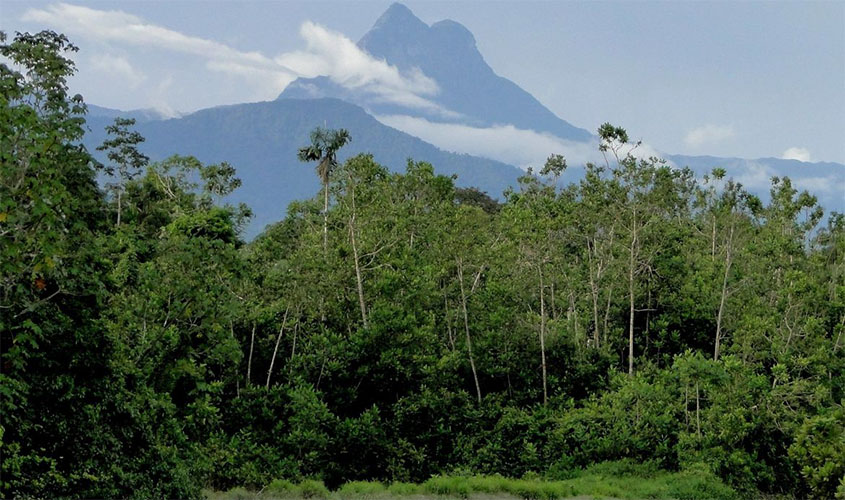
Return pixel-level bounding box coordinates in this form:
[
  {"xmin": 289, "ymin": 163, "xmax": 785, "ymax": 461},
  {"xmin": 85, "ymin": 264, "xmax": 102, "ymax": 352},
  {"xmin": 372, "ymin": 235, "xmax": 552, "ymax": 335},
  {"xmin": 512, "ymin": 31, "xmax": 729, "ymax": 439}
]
[
  {"xmin": 84, "ymin": 98, "xmax": 524, "ymax": 237},
  {"xmin": 279, "ymin": 3, "xmax": 591, "ymax": 142},
  {"xmin": 87, "ymin": 104, "xmax": 173, "ymax": 124}
]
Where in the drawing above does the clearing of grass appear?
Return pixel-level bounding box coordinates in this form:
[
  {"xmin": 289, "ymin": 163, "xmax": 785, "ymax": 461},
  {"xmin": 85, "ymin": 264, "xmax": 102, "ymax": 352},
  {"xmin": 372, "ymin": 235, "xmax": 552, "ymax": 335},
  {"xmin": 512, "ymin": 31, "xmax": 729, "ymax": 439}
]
[{"xmin": 205, "ymin": 463, "xmax": 737, "ymax": 500}]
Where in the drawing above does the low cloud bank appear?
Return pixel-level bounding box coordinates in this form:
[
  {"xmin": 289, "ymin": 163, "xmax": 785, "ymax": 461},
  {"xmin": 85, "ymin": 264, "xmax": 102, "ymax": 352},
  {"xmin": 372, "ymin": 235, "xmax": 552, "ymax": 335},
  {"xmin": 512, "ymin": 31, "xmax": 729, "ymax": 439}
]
[{"xmin": 377, "ymin": 114, "xmax": 667, "ymax": 171}]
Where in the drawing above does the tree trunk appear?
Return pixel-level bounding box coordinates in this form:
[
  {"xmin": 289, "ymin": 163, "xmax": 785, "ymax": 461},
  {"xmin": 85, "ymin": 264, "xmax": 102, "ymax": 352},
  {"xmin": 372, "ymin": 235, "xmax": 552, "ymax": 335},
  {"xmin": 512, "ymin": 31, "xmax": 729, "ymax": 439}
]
[
  {"xmin": 695, "ymin": 381, "xmax": 701, "ymax": 438},
  {"xmin": 539, "ymin": 265, "xmax": 548, "ymax": 405},
  {"xmin": 289, "ymin": 318, "xmax": 299, "ymax": 378},
  {"xmin": 603, "ymin": 284, "xmax": 614, "ymax": 346},
  {"xmin": 445, "ymin": 294, "xmax": 456, "ymax": 351},
  {"xmin": 349, "ymin": 188, "xmax": 368, "ymax": 328},
  {"xmin": 246, "ymin": 322, "xmax": 256, "ymax": 386},
  {"xmin": 323, "ymin": 179, "xmax": 329, "ymax": 251},
  {"xmin": 116, "ymin": 188, "xmax": 122, "ymax": 227},
  {"xmin": 266, "ymin": 306, "xmax": 289, "ymax": 389},
  {"xmin": 410, "ymin": 204, "xmax": 417, "ymax": 250},
  {"xmin": 711, "ymin": 215, "xmax": 716, "ymax": 260},
  {"xmin": 458, "ymin": 258, "xmax": 482, "ymax": 404},
  {"xmin": 588, "ymin": 241, "xmax": 601, "ymax": 348},
  {"xmin": 714, "ymin": 219, "xmax": 734, "ymax": 361},
  {"xmin": 628, "ymin": 224, "xmax": 637, "ymax": 376}
]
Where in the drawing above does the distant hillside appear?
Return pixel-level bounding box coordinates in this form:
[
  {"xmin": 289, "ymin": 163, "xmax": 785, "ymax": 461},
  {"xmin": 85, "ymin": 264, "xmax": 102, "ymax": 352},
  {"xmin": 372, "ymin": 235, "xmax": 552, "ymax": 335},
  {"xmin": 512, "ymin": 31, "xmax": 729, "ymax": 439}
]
[
  {"xmin": 279, "ymin": 3, "xmax": 591, "ymax": 142},
  {"xmin": 87, "ymin": 104, "xmax": 175, "ymax": 124},
  {"xmin": 84, "ymin": 98, "xmax": 524, "ymax": 237}
]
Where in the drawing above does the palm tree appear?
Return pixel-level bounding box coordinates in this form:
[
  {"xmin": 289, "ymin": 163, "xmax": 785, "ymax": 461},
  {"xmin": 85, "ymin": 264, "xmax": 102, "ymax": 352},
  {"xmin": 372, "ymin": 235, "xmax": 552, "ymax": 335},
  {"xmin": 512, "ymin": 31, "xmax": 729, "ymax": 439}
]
[{"xmin": 297, "ymin": 127, "xmax": 351, "ymax": 250}]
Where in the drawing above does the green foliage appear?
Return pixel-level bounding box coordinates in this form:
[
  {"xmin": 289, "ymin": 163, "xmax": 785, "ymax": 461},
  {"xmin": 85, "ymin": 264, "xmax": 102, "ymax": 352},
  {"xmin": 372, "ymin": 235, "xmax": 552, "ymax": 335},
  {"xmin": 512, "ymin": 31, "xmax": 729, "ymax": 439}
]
[
  {"xmin": 97, "ymin": 117, "xmax": 148, "ymax": 179},
  {"xmin": 789, "ymin": 408, "xmax": 845, "ymax": 498},
  {"xmin": 2, "ymin": 29, "xmax": 114, "ymax": 498},
  {"xmin": 336, "ymin": 480, "xmax": 388, "ymax": 498},
  {"xmin": 265, "ymin": 472, "xmax": 736, "ymax": 500},
  {"xmin": 3, "ymin": 31, "xmax": 843, "ymax": 500},
  {"xmin": 258, "ymin": 479, "xmax": 329, "ymax": 500},
  {"xmin": 298, "ymin": 127, "xmax": 352, "ymax": 183}
]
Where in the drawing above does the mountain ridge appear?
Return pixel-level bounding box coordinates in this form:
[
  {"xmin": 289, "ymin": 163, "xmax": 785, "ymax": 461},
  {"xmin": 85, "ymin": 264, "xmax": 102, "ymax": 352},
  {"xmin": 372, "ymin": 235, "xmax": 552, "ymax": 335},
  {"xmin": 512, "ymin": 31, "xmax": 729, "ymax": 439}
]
[{"xmin": 279, "ymin": 2, "xmax": 592, "ymax": 142}]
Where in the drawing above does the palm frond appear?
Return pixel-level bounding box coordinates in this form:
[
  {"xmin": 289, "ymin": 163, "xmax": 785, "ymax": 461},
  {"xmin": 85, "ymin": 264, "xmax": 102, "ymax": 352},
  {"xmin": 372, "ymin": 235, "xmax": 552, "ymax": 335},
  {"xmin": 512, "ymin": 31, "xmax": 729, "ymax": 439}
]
[{"xmin": 297, "ymin": 145, "xmax": 322, "ymax": 163}]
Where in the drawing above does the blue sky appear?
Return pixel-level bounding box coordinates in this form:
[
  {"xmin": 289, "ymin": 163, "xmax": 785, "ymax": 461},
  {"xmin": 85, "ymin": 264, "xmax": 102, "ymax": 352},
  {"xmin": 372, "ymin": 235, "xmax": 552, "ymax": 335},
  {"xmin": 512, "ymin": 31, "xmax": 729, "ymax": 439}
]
[{"xmin": 1, "ymin": 0, "xmax": 843, "ymax": 164}]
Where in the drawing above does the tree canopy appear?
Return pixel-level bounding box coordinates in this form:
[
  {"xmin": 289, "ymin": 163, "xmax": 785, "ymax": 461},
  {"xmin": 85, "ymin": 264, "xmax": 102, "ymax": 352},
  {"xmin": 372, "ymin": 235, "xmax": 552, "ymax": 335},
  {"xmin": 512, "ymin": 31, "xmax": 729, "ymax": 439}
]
[{"xmin": 2, "ymin": 31, "xmax": 843, "ymax": 500}]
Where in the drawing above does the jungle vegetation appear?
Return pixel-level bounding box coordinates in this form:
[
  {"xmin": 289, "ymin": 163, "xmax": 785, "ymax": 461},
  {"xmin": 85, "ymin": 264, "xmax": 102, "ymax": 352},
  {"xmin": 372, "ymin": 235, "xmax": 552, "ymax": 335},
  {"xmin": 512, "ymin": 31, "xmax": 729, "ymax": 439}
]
[{"xmin": 2, "ymin": 31, "xmax": 843, "ymax": 500}]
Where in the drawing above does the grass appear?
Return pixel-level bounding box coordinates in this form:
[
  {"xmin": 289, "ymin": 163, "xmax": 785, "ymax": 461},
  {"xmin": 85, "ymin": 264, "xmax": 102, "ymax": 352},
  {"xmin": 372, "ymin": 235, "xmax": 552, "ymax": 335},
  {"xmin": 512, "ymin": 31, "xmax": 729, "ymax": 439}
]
[{"xmin": 205, "ymin": 462, "xmax": 737, "ymax": 500}]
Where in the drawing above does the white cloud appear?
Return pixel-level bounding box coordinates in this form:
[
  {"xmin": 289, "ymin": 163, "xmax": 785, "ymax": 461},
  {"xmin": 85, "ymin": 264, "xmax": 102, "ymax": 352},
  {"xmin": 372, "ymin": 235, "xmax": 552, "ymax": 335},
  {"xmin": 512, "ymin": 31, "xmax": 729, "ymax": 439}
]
[
  {"xmin": 22, "ymin": 2, "xmax": 293, "ymax": 108},
  {"xmin": 148, "ymin": 76, "xmax": 179, "ymax": 118},
  {"xmin": 375, "ymin": 115, "xmax": 667, "ymax": 170},
  {"xmin": 684, "ymin": 124, "xmax": 735, "ymax": 148},
  {"xmin": 21, "ymin": 3, "xmax": 442, "ymax": 112},
  {"xmin": 733, "ymin": 161, "xmax": 775, "ymax": 191},
  {"xmin": 792, "ymin": 175, "xmax": 840, "ymax": 195},
  {"xmin": 377, "ymin": 114, "xmax": 590, "ymax": 168},
  {"xmin": 781, "ymin": 147, "xmax": 812, "ymax": 162},
  {"xmin": 277, "ymin": 22, "xmax": 441, "ymax": 111},
  {"xmin": 89, "ymin": 54, "xmax": 145, "ymax": 89},
  {"xmin": 23, "ymin": 3, "xmax": 280, "ymax": 70}
]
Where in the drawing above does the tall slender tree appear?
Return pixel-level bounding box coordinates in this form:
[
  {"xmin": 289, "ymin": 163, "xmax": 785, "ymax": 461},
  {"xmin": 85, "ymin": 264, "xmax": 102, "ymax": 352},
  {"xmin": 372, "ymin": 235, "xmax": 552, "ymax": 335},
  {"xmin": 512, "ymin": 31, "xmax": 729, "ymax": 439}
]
[
  {"xmin": 297, "ymin": 127, "xmax": 351, "ymax": 250},
  {"xmin": 97, "ymin": 117, "xmax": 148, "ymax": 227}
]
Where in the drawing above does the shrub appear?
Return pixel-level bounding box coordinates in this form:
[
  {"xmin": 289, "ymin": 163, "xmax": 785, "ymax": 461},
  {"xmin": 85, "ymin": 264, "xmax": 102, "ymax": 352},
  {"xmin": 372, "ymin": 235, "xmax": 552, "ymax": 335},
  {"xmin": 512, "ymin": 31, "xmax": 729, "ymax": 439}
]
[
  {"xmin": 579, "ymin": 459, "xmax": 661, "ymax": 479},
  {"xmin": 422, "ymin": 476, "xmax": 470, "ymax": 497},
  {"xmin": 385, "ymin": 482, "xmax": 422, "ymax": 495},
  {"xmin": 666, "ymin": 469, "xmax": 737, "ymax": 500},
  {"xmin": 788, "ymin": 408, "xmax": 845, "ymax": 499},
  {"xmin": 298, "ymin": 479, "xmax": 330, "ymax": 499},
  {"xmin": 336, "ymin": 481, "xmax": 388, "ymax": 498},
  {"xmin": 220, "ymin": 486, "xmax": 256, "ymax": 500},
  {"xmin": 264, "ymin": 479, "xmax": 296, "ymax": 497}
]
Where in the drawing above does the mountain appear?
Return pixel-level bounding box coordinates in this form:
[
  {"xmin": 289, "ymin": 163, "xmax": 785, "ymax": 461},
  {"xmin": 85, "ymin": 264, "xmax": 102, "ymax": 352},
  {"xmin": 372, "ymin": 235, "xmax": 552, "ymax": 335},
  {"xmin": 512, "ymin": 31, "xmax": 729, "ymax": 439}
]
[
  {"xmin": 279, "ymin": 3, "xmax": 592, "ymax": 142},
  {"xmin": 83, "ymin": 98, "xmax": 523, "ymax": 237},
  {"xmin": 83, "ymin": 3, "xmax": 844, "ymax": 237}
]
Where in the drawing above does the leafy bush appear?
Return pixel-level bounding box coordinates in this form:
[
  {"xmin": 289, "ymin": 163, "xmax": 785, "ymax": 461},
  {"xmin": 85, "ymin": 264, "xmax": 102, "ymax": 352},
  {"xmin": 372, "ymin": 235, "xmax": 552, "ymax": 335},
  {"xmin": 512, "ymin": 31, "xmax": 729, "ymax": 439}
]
[
  {"xmin": 298, "ymin": 479, "xmax": 330, "ymax": 499},
  {"xmin": 549, "ymin": 370, "xmax": 681, "ymax": 469},
  {"xmin": 789, "ymin": 408, "xmax": 845, "ymax": 499},
  {"xmin": 385, "ymin": 482, "xmax": 422, "ymax": 495},
  {"xmin": 264, "ymin": 479, "xmax": 297, "ymax": 497},
  {"xmin": 227, "ymin": 487, "xmax": 256, "ymax": 500},
  {"xmin": 336, "ymin": 480, "xmax": 387, "ymax": 498},
  {"xmin": 579, "ymin": 459, "xmax": 660, "ymax": 478},
  {"xmin": 261, "ymin": 480, "xmax": 329, "ymax": 500},
  {"xmin": 665, "ymin": 469, "xmax": 738, "ymax": 500}
]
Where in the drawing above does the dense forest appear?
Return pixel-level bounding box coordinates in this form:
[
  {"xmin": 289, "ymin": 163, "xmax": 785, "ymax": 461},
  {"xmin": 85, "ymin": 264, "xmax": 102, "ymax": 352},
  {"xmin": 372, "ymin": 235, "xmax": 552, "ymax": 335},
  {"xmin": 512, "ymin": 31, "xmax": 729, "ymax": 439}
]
[{"xmin": 2, "ymin": 32, "xmax": 844, "ymax": 500}]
